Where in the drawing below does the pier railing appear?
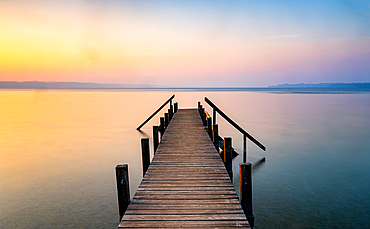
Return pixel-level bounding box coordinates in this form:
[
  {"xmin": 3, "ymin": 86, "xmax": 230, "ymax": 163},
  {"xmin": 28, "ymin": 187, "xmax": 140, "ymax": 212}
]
[
  {"xmin": 204, "ymin": 97, "xmax": 266, "ymax": 163},
  {"xmin": 199, "ymin": 97, "xmax": 266, "ymax": 227},
  {"xmin": 136, "ymin": 94, "xmax": 175, "ymax": 130}
]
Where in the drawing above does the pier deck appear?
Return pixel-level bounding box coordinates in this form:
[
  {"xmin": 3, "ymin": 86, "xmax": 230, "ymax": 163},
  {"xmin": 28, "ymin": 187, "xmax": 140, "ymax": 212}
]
[{"xmin": 118, "ymin": 109, "xmax": 250, "ymax": 228}]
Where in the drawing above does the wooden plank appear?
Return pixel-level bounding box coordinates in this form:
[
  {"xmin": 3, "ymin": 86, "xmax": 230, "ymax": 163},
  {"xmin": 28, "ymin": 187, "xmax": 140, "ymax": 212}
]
[
  {"xmin": 121, "ymin": 214, "xmax": 247, "ymax": 221},
  {"xmin": 118, "ymin": 109, "xmax": 249, "ymax": 228},
  {"xmin": 118, "ymin": 220, "xmax": 250, "ymax": 228},
  {"xmin": 127, "ymin": 204, "xmax": 243, "ymax": 210},
  {"xmin": 124, "ymin": 209, "xmax": 245, "ymax": 215}
]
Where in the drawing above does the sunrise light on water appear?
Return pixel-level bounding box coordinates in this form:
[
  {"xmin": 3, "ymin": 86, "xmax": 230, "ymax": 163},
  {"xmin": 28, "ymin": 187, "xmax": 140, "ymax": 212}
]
[{"xmin": 1, "ymin": 0, "xmax": 370, "ymax": 228}]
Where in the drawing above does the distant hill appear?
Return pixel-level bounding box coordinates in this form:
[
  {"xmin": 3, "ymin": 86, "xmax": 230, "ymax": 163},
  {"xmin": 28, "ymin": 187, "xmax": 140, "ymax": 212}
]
[
  {"xmin": 0, "ymin": 81, "xmax": 147, "ymax": 89},
  {"xmin": 268, "ymin": 83, "xmax": 370, "ymax": 88}
]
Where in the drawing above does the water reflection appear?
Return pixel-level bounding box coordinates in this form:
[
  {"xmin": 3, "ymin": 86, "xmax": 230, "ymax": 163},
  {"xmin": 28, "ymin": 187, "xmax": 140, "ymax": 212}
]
[{"xmin": 1, "ymin": 89, "xmax": 369, "ymax": 228}]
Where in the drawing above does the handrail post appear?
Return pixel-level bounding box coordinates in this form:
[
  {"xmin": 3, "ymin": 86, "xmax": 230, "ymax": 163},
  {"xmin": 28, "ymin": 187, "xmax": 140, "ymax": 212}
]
[
  {"xmin": 213, "ymin": 124, "xmax": 219, "ymax": 152},
  {"xmin": 207, "ymin": 117, "xmax": 212, "ymax": 137},
  {"xmin": 164, "ymin": 113, "xmax": 169, "ymax": 128},
  {"xmin": 170, "ymin": 105, "xmax": 173, "ymax": 119},
  {"xmin": 240, "ymin": 162, "xmax": 254, "ymax": 228},
  {"xmin": 174, "ymin": 102, "xmax": 178, "ymax": 113},
  {"xmin": 213, "ymin": 108, "xmax": 216, "ymax": 125},
  {"xmin": 160, "ymin": 117, "xmax": 165, "ymax": 138},
  {"xmin": 243, "ymin": 135, "xmax": 247, "ymax": 163},
  {"xmin": 153, "ymin": 126, "xmax": 159, "ymax": 153},
  {"xmin": 224, "ymin": 137, "xmax": 233, "ymax": 181},
  {"xmin": 115, "ymin": 164, "xmax": 130, "ymax": 222},
  {"xmin": 168, "ymin": 108, "xmax": 172, "ymax": 122},
  {"xmin": 202, "ymin": 109, "xmax": 207, "ymax": 126}
]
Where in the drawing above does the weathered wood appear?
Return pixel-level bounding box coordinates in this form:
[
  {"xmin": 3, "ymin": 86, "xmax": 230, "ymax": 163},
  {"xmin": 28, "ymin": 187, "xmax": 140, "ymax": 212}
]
[
  {"xmin": 159, "ymin": 117, "xmax": 165, "ymax": 138},
  {"xmin": 153, "ymin": 126, "xmax": 159, "ymax": 153},
  {"xmin": 207, "ymin": 116, "xmax": 212, "ymax": 137},
  {"xmin": 213, "ymin": 108, "xmax": 216, "ymax": 125},
  {"xmin": 201, "ymin": 108, "xmax": 206, "ymax": 126},
  {"xmin": 204, "ymin": 97, "xmax": 266, "ymax": 151},
  {"xmin": 115, "ymin": 164, "xmax": 130, "ymax": 221},
  {"xmin": 118, "ymin": 109, "xmax": 250, "ymax": 228},
  {"xmin": 137, "ymin": 95, "xmax": 175, "ymax": 130},
  {"xmin": 213, "ymin": 124, "xmax": 219, "ymax": 152},
  {"xmin": 164, "ymin": 113, "xmax": 169, "ymax": 127},
  {"xmin": 119, "ymin": 220, "xmax": 250, "ymax": 228},
  {"xmin": 168, "ymin": 108, "xmax": 172, "ymax": 122},
  {"xmin": 224, "ymin": 137, "xmax": 233, "ymax": 181},
  {"xmin": 141, "ymin": 138, "xmax": 150, "ymax": 176},
  {"xmin": 240, "ymin": 162, "xmax": 254, "ymax": 228}
]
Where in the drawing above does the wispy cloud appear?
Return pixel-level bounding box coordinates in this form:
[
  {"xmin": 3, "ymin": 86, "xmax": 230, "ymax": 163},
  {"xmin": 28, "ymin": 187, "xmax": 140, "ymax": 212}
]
[{"xmin": 268, "ymin": 34, "xmax": 301, "ymax": 38}]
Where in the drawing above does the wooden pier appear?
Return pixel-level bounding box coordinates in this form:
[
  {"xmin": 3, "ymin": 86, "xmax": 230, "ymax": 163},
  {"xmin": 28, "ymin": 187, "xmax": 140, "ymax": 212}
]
[{"xmin": 118, "ymin": 109, "xmax": 251, "ymax": 228}]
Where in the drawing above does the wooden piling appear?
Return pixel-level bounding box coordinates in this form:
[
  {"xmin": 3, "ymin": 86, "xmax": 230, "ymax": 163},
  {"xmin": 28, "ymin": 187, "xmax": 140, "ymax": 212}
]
[
  {"xmin": 153, "ymin": 126, "xmax": 159, "ymax": 153},
  {"xmin": 202, "ymin": 109, "xmax": 206, "ymax": 126},
  {"xmin": 168, "ymin": 108, "xmax": 172, "ymax": 122},
  {"xmin": 212, "ymin": 124, "xmax": 219, "ymax": 152},
  {"xmin": 213, "ymin": 108, "xmax": 216, "ymax": 125},
  {"xmin": 115, "ymin": 164, "xmax": 130, "ymax": 222},
  {"xmin": 224, "ymin": 137, "xmax": 233, "ymax": 181},
  {"xmin": 164, "ymin": 113, "xmax": 169, "ymax": 127},
  {"xmin": 207, "ymin": 116, "xmax": 212, "ymax": 136},
  {"xmin": 240, "ymin": 162, "xmax": 254, "ymax": 228},
  {"xmin": 141, "ymin": 138, "xmax": 150, "ymax": 175},
  {"xmin": 160, "ymin": 117, "xmax": 165, "ymax": 138},
  {"xmin": 174, "ymin": 102, "xmax": 178, "ymax": 113}
]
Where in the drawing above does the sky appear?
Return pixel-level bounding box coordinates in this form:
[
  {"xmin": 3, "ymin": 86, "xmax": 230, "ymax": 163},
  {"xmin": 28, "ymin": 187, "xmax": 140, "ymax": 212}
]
[{"xmin": 1, "ymin": 0, "xmax": 370, "ymax": 87}]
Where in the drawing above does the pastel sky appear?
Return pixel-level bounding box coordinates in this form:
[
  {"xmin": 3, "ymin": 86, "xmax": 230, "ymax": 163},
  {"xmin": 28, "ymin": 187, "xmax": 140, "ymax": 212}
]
[{"xmin": 1, "ymin": 0, "xmax": 370, "ymax": 87}]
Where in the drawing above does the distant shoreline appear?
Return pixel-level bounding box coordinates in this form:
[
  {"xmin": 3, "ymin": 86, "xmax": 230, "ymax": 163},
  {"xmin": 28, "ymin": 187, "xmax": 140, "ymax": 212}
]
[
  {"xmin": 0, "ymin": 81, "xmax": 369, "ymax": 89},
  {"xmin": 268, "ymin": 82, "xmax": 370, "ymax": 89}
]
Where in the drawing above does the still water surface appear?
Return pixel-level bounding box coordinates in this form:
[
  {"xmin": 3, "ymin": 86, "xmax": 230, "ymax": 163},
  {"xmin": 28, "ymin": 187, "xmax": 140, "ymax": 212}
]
[{"xmin": 1, "ymin": 89, "xmax": 369, "ymax": 228}]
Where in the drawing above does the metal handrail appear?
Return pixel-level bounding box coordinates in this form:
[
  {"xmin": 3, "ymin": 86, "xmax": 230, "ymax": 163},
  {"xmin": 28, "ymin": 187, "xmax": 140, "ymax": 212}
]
[
  {"xmin": 137, "ymin": 95, "xmax": 175, "ymax": 130},
  {"xmin": 204, "ymin": 97, "xmax": 266, "ymax": 162}
]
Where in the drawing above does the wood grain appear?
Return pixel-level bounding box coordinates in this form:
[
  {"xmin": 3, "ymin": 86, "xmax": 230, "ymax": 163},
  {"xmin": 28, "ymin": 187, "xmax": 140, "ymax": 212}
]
[{"xmin": 118, "ymin": 109, "xmax": 250, "ymax": 228}]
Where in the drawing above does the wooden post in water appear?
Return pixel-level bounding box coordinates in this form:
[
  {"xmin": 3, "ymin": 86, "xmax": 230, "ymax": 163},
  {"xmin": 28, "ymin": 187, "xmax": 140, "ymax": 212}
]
[
  {"xmin": 164, "ymin": 113, "xmax": 169, "ymax": 128},
  {"xmin": 115, "ymin": 164, "xmax": 130, "ymax": 222},
  {"xmin": 160, "ymin": 117, "xmax": 165, "ymax": 138},
  {"xmin": 213, "ymin": 124, "xmax": 219, "ymax": 152},
  {"xmin": 224, "ymin": 137, "xmax": 233, "ymax": 181},
  {"xmin": 168, "ymin": 108, "xmax": 172, "ymax": 122},
  {"xmin": 207, "ymin": 117, "xmax": 212, "ymax": 137},
  {"xmin": 170, "ymin": 105, "xmax": 173, "ymax": 119},
  {"xmin": 141, "ymin": 138, "xmax": 150, "ymax": 175},
  {"xmin": 174, "ymin": 102, "xmax": 178, "ymax": 113},
  {"xmin": 213, "ymin": 108, "xmax": 216, "ymax": 125},
  {"xmin": 243, "ymin": 134, "xmax": 247, "ymax": 163},
  {"xmin": 240, "ymin": 162, "xmax": 254, "ymax": 228},
  {"xmin": 153, "ymin": 126, "xmax": 159, "ymax": 153},
  {"xmin": 202, "ymin": 109, "xmax": 207, "ymax": 126}
]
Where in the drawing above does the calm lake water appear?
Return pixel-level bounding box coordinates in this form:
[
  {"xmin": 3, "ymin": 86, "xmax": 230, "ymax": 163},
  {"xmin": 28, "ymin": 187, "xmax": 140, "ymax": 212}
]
[{"xmin": 1, "ymin": 89, "xmax": 370, "ymax": 228}]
